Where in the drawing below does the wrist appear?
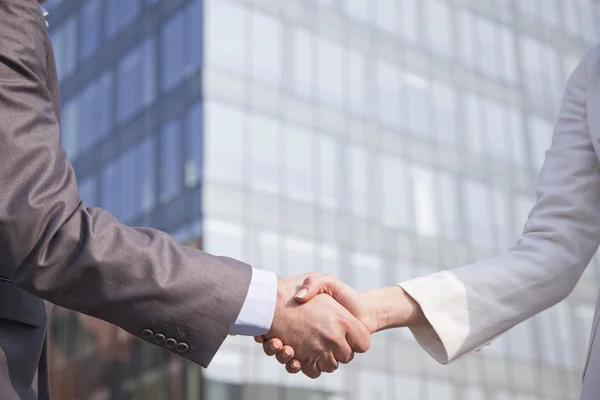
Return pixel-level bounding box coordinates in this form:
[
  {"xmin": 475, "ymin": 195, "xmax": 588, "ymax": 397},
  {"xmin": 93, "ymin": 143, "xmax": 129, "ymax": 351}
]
[
  {"xmin": 361, "ymin": 286, "xmax": 426, "ymax": 332},
  {"xmin": 266, "ymin": 276, "xmax": 293, "ymax": 337}
]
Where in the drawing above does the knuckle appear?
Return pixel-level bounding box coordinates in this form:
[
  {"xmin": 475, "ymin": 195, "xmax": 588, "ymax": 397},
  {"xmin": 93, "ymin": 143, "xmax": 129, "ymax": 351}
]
[
  {"xmin": 339, "ymin": 352, "xmax": 352, "ymax": 364},
  {"xmin": 356, "ymin": 336, "xmax": 371, "ymax": 353},
  {"xmin": 276, "ymin": 354, "xmax": 287, "ymax": 364}
]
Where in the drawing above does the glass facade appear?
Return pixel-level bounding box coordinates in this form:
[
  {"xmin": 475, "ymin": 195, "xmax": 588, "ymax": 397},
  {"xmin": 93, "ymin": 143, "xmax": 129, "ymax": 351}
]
[{"xmin": 45, "ymin": 0, "xmax": 599, "ymax": 399}]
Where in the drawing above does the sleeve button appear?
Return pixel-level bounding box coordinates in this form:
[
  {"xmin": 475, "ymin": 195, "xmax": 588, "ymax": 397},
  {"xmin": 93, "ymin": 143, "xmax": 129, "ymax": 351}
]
[
  {"xmin": 152, "ymin": 333, "xmax": 166, "ymax": 344},
  {"xmin": 141, "ymin": 329, "xmax": 154, "ymax": 340},
  {"xmin": 176, "ymin": 342, "xmax": 189, "ymax": 354},
  {"xmin": 165, "ymin": 338, "xmax": 178, "ymax": 349}
]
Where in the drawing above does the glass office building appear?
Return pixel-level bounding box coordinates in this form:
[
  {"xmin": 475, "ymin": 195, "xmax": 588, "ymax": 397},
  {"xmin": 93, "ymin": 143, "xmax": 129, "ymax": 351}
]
[{"xmin": 45, "ymin": 0, "xmax": 599, "ymax": 399}]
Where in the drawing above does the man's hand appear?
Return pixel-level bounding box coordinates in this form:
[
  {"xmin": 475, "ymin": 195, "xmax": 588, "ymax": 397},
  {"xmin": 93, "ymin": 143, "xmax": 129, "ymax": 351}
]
[
  {"xmin": 263, "ymin": 275, "xmax": 371, "ymax": 378},
  {"xmin": 257, "ymin": 274, "xmax": 426, "ymax": 374}
]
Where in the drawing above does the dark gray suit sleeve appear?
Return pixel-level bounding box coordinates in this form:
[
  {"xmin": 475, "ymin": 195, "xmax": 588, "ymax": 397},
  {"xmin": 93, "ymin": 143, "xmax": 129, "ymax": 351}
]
[{"xmin": 0, "ymin": 0, "xmax": 252, "ymax": 367}]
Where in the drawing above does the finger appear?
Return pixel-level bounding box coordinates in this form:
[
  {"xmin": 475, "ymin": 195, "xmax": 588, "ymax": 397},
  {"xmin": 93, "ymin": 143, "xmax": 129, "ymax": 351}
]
[
  {"xmin": 295, "ymin": 274, "xmax": 339, "ymax": 303},
  {"xmin": 275, "ymin": 346, "xmax": 295, "ymax": 364},
  {"xmin": 254, "ymin": 336, "xmax": 265, "ymax": 344},
  {"xmin": 332, "ymin": 341, "xmax": 354, "ymax": 364},
  {"xmin": 346, "ymin": 317, "xmax": 371, "ymax": 353},
  {"xmin": 343, "ymin": 313, "xmax": 372, "ymax": 354},
  {"xmin": 262, "ymin": 338, "xmax": 283, "ymax": 356},
  {"xmin": 295, "ymin": 276, "xmax": 363, "ymax": 319},
  {"xmin": 301, "ymin": 361, "xmax": 322, "ymax": 379},
  {"xmin": 286, "ymin": 359, "xmax": 302, "ymax": 374},
  {"xmin": 317, "ymin": 353, "xmax": 339, "ymax": 373}
]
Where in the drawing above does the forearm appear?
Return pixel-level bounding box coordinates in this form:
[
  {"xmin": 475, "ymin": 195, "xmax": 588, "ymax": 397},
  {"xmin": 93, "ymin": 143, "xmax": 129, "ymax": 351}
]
[{"xmin": 14, "ymin": 204, "xmax": 252, "ymax": 367}]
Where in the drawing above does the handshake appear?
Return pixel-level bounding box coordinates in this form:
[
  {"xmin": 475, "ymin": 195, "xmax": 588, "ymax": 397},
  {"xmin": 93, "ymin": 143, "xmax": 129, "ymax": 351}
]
[{"xmin": 254, "ymin": 274, "xmax": 427, "ymax": 378}]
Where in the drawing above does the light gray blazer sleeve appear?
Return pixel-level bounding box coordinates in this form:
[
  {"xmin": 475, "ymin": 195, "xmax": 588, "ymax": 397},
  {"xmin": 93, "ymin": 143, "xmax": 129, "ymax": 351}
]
[
  {"xmin": 399, "ymin": 47, "xmax": 600, "ymax": 364},
  {"xmin": 0, "ymin": 0, "xmax": 251, "ymax": 368}
]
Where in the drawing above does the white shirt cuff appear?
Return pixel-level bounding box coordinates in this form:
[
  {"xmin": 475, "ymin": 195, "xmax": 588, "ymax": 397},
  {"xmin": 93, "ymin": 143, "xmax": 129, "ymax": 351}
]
[{"xmin": 230, "ymin": 268, "xmax": 277, "ymax": 336}]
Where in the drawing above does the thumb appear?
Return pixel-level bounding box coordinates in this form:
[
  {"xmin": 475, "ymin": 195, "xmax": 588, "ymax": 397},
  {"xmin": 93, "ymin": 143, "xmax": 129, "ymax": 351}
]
[
  {"xmin": 294, "ymin": 275, "xmax": 363, "ymax": 317},
  {"xmin": 294, "ymin": 274, "xmax": 339, "ymax": 303}
]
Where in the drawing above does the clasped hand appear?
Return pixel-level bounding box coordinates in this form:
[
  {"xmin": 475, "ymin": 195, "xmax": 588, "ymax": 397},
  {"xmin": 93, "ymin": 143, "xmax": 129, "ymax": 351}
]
[
  {"xmin": 256, "ymin": 274, "xmax": 371, "ymax": 379},
  {"xmin": 255, "ymin": 274, "xmax": 422, "ymax": 378}
]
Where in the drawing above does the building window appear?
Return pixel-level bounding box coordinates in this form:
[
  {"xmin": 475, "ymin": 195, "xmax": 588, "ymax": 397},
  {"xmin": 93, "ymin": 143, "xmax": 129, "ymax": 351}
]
[
  {"xmin": 507, "ymin": 320, "xmax": 537, "ymax": 362},
  {"xmin": 535, "ymin": 304, "xmax": 577, "ymax": 368},
  {"xmin": 432, "ymin": 82, "xmax": 458, "ymax": 145},
  {"xmin": 79, "ymin": 72, "xmax": 114, "ymax": 153},
  {"xmin": 484, "ymin": 99, "xmax": 511, "ymax": 161},
  {"xmin": 204, "ymin": 102, "xmax": 245, "ymax": 184},
  {"xmin": 381, "ymin": 155, "xmax": 413, "ymax": 229},
  {"xmin": 426, "ymin": 380, "xmax": 455, "ymax": 400},
  {"xmin": 284, "ymin": 126, "xmax": 314, "ymax": 203},
  {"xmin": 464, "ymin": 93, "xmax": 486, "ymax": 155},
  {"xmin": 284, "ymin": 237, "xmax": 316, "ymax": 277},
  {"xmin": 519, "ymin": 36, "xmax": 561, "ymax": 99},
  {"xmin": 343, "ymin": 0, "xmax": 370, "ymax": 23},
  {"xmin": 161, "ymin": 11, "xmax": 185, "ymax": 91},
  {"xmin": 117, "ymin": 37, "xmax": 157, "ymax": 123},
  {"xmin": 80, "ymin": 0, "xmax": 101, "ymax": 61},
  {"xmin": 424, "ymin": 0, "xmax": 454, "ymax": 58},
  {"xmin": 120, "ymin": 147, "xmax": 138, "ymax": 222},
  {"xmin": 138, "ymin": 135, "xmax": 157, "ymax": 214},
  {"xmin": 507, "ymin": 108, "xmax": 528, "ymax": 167},
  {"xmin": 318, "ymin": 245, "xmax": 340, "ymax": 276},
  {"xmin": 185, "ymin": 103, "xmax": 203, "ymax": 188},
  {"xmin": 376, "ymin": 60, "xmax": 403, "ymax": 129},
  {"xmin": 405, "ymin": 73, "xmax": 431, "ymax": 137},
  {"xmin": 412, "ymin": 166, "xmax": 438, "ymax": 238},
  {"xmin": 316, "ymin": 37, "xmax": 344, "ymax": 106},
  {"xmin": 437, "ymin": 172, "xmax": 460, "ymax": 241},
  {"xmin": 249, "ymin": 113, "xmax": 280, "ymax": 194},
  {"xmin": 61, "ymin": 72, "xmax": 113, "ymax": 159},
  {"xmin": 203, "ymin": 219, "xmax": 244, "ymax": 260},
  {"xmin": 61, "ymin": 100, "xmax": 79, "ymax": 159},
  {"xmin": 160, "ymin": 120, "xmax": 183, "ymax": 203},
  {"xmin": 205, "ymin": 0, "xmax": 246, "ymax": 73},
  {"xmin": 374, "ymin": 0, "xmax": 399, "ymax": 34},
  {"xmin": 257, "ymin": 232, "xmax": 282, "ymax": 276},
  {"xmin": 347, "ymin": 145, "xmax": 369, "ymax": 217},
  {"xmin": 292, "ymin": 28, "xmax": 314, "ymax": 99},
  {"xmin": 358, "ymin": 370, "xmax": 391, "ymax": 399},
  {"xmin": 161, "ymin": 0, "xmax": 203, "ymax": 91},
  {"xmin": 187, "ymin": 0, "xmax": 203, "ymax": 72},
  {"xmin": 317, "ymin": 134, "xmax": 340, "ymax": 209},
  {"xmin": 51, "ymin": 17, "xmax": 77, "ymax": 80},
  {"xmin": 400, "ymin": 0, "xmax": 420, "ymax": 43},
  {"xmin": 346, "ymin": 47, "xmax": 366, "ymax": 115},
  {"xmin": 393, "ymin": 374, "xmax": 421, "ymax": 400},
  {"xmin": 101, "ymin": 161, "xmax": 121, "ymax": 219},
  {"xmin": 564, "ymin": 0, "xmax": 600, "ymax": 43},
  {"xmin": 463, "ymin": 180, "xmax": 493, "ymax": 248},
  {"xmin": 249, "ymin": 10, "xmax": 283, "ymax": 85},
  {"xmin": 106, "ymin": 0, "xmax": 141, "ymax": 38},
  {"xmin": 516, "ymin": 0, "xmax": 559, "ymax": 27},
  {"xmin": 78, "ymin": 175, "xmax": 98, "ymax": 206},
  {"xmin": 458, "ymin": 11, "xmax": 517, "ymax": 84},
  {"xmin": 352, "ymin": 253, "xmax": 383, "ymax": 292}
]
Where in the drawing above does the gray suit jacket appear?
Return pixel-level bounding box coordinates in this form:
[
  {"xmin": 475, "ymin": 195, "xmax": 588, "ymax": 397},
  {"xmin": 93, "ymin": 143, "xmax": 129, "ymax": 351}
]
[
  {"xmin": 0, "ymin": 1, "xmax": 252, "ymax": 399},
  {"xmin": 399, "ymin": 45, "xmax": 600, "ymax": 399}
]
